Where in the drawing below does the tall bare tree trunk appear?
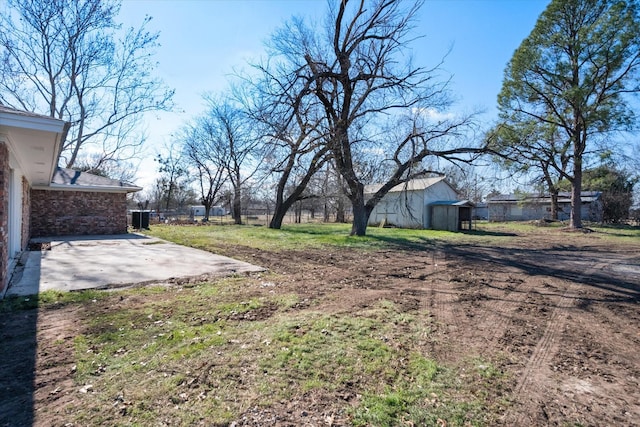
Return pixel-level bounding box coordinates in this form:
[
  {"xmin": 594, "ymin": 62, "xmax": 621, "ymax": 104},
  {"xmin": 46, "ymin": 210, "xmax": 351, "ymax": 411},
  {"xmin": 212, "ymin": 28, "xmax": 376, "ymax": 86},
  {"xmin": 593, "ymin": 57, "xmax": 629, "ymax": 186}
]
[
  {"xmin": 203, "ymin": 201, "xmax": 212, "ymax": 222},
  {"xmin": 570, "ymin": 154, "xmax": 583, "ymax": 229},
  {"xmin": 335, "ymin": 171, "xmax": 346, "ymax": 223},
  {"xmin": 295, "ymin": 201, "xmax": 302, "ymax": 223},
  {"xmin": 350, "ymin": 195, "xmax": 372, "ymax": 236},
  {"xmin": 232, "ymin": 184, "xmax": 242, "ymax": 225},
  {"xmin": 550, "ymin": 190, "xmax": 559, "ymax": 221}
]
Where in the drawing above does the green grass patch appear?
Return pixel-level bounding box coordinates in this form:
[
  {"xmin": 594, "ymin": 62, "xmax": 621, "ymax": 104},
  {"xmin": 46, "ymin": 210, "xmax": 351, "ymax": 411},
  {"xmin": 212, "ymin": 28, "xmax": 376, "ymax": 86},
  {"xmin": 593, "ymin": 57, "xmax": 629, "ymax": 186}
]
[
  {"xmin": 143, "ymin": 222, "xmax": 482, "ymax": 254},
  {"xmin": 144, "ymin": 221, "xmax": 640, "ymax": 258},
  {"xmin": 262, "ymin": 313, "xmax": 396, "ymax": 387},
  {"xmin": 480, "ymin": 220, "xmax": 640, "ymax": 241},
  {"xmin": 589, "ymin": 223, "xmax": 640, "ymax": 239},
  {"xmin": 0, "ymin": 289, "xmax": 108, "ymax": 313},
  {"xmin": 144, "ymin": 222, "xmax": 393, "ymax": 252},
  {"xmin": 57, "ymin": 283, "xmax": 504, "ymax": 426}
]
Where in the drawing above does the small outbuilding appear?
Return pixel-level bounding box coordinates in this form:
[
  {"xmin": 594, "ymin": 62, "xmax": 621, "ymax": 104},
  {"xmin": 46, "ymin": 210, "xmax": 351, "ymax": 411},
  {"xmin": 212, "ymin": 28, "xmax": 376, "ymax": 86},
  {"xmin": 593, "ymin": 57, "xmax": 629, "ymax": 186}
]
[
  {"xmin": 366, "ymin": 177, "xmax": 473, "ymax": 230},
  {"xmin": 189, "ymin": 205, "xmax": 226, "ymax": 218},
  {"xmin": 429, "ymin": 200, "xmax": 475, "ymax": 231}
]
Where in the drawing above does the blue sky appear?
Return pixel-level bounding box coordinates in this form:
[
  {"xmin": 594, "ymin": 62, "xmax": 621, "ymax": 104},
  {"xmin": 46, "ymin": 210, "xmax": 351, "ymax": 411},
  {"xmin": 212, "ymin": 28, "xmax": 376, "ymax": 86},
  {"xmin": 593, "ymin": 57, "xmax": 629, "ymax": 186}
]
[{"xmin": 117, "ymin": 0, "xmax": 551, "ymax": 187}]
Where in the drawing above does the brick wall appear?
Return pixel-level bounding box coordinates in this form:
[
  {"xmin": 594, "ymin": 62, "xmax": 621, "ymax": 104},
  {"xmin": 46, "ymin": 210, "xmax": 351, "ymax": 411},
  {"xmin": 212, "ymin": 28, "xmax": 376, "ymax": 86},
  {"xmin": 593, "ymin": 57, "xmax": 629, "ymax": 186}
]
[
  {"xmin": 31, "ymin": 190, "xmax": 128, "ymax": 237},
  {"xmin": 0, "ymin": 143, "xmax": 8, "ymax": 293}
]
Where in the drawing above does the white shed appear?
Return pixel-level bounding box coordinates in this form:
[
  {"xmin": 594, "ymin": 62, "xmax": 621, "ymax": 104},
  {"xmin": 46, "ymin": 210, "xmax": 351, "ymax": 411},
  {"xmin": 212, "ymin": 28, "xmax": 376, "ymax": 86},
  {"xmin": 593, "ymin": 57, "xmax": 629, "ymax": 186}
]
[{"xmin": 366, "ymin": 177, "xmax": 460, "ymax": 229}]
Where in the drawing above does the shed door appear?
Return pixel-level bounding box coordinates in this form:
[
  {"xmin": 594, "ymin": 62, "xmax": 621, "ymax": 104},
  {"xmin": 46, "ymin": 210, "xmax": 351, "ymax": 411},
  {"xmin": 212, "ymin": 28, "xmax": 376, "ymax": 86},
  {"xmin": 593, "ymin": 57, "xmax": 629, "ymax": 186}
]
[{"xmin": 432, "ymin": 206, "xmax": 459, "ymax": 231}]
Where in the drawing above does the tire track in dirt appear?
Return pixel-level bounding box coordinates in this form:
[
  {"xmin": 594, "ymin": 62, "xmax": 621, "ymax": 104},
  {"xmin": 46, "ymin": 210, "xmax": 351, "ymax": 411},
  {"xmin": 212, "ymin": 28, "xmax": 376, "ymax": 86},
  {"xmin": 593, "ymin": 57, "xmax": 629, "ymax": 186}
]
[
  {"xmin": 441, "ymin": 248, "xmax": 538, "ymax": 348},
  {"xmin": 505, "ymin": 262, "xmax": 607, "ymax": 425},
  {"xmin": 465, "ymin": 276, "xmax": 536, "ymax": 346},
  {"xmin": 428, "ymin": 249, "xmax": 462, "ymax": 332},
  {"xmin": 431, "ymin": 286, "xmax": 461, "ymax": 329},
  {"xmin": 430, "ymin": 251, "xmax": 526, "ymax": 349},
  {"xmin": 512, "ymin": 286, "xmax": 574, "ymax": 396}
]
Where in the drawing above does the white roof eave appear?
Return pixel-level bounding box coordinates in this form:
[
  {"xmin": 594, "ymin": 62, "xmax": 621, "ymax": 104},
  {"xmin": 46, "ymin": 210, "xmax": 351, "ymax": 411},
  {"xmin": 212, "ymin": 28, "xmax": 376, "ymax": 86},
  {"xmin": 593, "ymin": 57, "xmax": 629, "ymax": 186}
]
[{"xmin": 33, "ymin": 183, "xmax": 142, "ymax": 193}]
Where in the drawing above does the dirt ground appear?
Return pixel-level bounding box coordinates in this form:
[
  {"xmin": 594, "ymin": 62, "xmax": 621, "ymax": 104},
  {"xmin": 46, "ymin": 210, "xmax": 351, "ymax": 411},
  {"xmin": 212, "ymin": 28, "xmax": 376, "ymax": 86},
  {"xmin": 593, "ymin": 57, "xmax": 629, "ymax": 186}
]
[{"xmin": 1, "ymin": 229, "xmax": 639, "ymax": 426}]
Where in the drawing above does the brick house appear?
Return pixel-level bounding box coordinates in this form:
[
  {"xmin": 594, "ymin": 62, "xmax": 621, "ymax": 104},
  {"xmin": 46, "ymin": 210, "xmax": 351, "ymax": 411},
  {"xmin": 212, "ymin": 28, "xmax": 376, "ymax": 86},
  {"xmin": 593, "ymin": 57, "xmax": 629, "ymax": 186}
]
[
  {"xmin": 31, "ymin": 167, "xmax": 141, "ymax": 237},
  {"xmin": 0, "ymin": 105, "xmax": 141, "ymax": 296}
]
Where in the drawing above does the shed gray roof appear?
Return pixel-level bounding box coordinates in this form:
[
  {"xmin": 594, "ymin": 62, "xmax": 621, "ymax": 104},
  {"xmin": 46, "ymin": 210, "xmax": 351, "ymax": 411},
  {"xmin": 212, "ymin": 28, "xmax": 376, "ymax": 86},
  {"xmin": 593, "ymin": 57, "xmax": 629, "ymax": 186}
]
[
  {"xmin": 365, "ymin": 176, "xmax": 447, "ymax": 194},
  {"xmin": 49, "ymin": 167, "xmax": 141, "ymax": 193}
]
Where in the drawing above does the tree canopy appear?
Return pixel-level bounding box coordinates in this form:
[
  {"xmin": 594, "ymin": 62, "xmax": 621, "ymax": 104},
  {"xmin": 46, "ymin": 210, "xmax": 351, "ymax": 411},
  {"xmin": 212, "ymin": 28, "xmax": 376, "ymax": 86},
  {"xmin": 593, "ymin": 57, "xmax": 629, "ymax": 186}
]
[
  {"xmin": 496, "ymin": 0, "xmax": 640, "ymax": 228},
  {"xmin": 0, "ymin": 0, "xmax": 174, "ymax": 173},
  {"xmin": 262, "ymin": 0, "xmax": 483, "ymax": 236},
  {"xmin": 562, "ymin": 164, "xmax": 637, "ymax": 223}
]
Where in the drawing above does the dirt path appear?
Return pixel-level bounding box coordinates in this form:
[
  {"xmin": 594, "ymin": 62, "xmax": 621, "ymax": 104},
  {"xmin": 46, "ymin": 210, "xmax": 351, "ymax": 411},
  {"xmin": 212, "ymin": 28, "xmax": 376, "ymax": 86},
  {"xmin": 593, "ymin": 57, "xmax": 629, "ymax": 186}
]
[
  {"xmin": 216, "ymin": 233, "xmax": 640, "ymax": 426},
  {"xmin": 1, "ymin": 231, "xmax": 639, "ymax": 426},
  {"xmin": 440, "ymin": 241, "xmax": 640, "ymax": 426}
]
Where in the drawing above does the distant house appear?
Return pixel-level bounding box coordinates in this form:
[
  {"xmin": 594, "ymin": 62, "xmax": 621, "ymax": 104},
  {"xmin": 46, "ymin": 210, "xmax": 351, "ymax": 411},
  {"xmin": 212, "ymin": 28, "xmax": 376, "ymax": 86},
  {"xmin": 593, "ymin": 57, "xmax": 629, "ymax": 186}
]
[
  {"xmin": 0, "ymin": 105, "xmax": 141, "ymax": 296},
  {"xmin": 366, "ymin": 177, "xmax": 473, "ymax": 231},
  {"xmin": 473, "ymin": 202, "xmax": 488, "ymax": 220},
  {"xmin": 189, "ymin": 205, "xmax": 226, "ymax": 218},
  {"xmin": 487, "ymin": 192, "xmax": 603, "ymax": 222}
]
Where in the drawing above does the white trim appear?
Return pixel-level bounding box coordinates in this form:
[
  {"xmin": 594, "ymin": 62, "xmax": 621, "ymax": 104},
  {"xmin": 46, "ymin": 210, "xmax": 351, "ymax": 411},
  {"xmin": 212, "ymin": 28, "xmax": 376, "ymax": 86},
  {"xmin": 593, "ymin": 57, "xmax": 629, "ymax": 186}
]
[
  {"xmin": 0, "ymin": 109, "xmax": 66, "ymax": 186},
  {"xmin": 0, "ymin": 110, "xmax": 66, "ymax": 134},
  {"xmin": 33, "ymin": 183, "xmax": 142, "ymax": 193},
  {"xmin": 0, "ymin": 128, "xmax": 63, "ymax": 186},
  {"xmin": 0, "ymin": 133, "xmax": 26, "ymax": 180}
]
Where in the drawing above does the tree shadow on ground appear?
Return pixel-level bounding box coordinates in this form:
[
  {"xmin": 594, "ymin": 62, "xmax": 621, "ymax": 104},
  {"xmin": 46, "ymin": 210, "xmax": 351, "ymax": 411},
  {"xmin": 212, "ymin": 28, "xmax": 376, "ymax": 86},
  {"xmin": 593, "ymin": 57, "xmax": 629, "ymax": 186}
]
[
  {"xmin": 459, "ymin": 230, "xmax": 519, "ymax": 237},
  {"xmin": 363, "ymin": 229, "xmax": 519, "ymax": 251},
  {"xmin": 441, "ymin": 242, "xmax": 640, "ymax": 304},
  {"xmin": 364, "ymin": 234, "xmax": 438, "ymax": 251}
]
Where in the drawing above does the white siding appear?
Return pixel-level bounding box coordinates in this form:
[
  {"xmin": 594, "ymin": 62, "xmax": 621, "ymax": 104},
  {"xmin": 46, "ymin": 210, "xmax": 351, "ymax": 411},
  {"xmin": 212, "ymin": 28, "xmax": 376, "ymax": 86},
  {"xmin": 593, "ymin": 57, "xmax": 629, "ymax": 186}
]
[
  {"xmin": 368, "ymin": 179, "xmax": 460, "ymax": 229},
  {"xmin": 369, "ymin": 189, "xmax": 424, "ymax": 228}
]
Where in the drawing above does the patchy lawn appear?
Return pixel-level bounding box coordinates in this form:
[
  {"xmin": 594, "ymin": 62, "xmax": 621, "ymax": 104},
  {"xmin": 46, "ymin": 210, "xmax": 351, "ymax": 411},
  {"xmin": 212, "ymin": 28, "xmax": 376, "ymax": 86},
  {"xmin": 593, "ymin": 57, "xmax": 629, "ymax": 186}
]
[{"xmin": 1, "ymin": 222, "xmax": 639, "ymax": 426}]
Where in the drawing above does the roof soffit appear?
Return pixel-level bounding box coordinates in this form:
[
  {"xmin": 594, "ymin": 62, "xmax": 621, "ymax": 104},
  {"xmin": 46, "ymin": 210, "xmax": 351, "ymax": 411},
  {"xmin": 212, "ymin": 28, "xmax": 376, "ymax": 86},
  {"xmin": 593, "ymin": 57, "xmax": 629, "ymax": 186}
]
[{"xmin": 0, "ymin": 110, "xmax": 66, "ymax": 186}]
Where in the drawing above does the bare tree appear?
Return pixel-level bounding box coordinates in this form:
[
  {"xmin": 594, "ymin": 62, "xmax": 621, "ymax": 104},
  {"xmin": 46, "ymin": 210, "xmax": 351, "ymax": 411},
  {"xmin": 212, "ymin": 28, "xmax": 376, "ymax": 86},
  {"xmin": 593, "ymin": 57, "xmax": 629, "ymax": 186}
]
[
  {"xmin": 155, "ymin": 143, "xmax": 188, "ymax": 213},
  {"xmin": 243, "ymin": 58, "xmax": 332, "ymax": 229},
  {"xmin": 486, "ymin": 120, "xmax": 573, "ymax": 219},
  {"xmin": 0, "ymin": 0, "xmax": 174, "ymax": 171},
  {"xmin": 268, "ymin": 0, "xmax": 484, "ymax": 235},
  {"xmin": 74, "ymin": 156, "xmax": 139, "ymax": 184},
  {"xmin": 180, "ymin": 121, "xmax": 228, "ymax": 222},
  {"xmin": 199, "ymin": 94, "xmax": 259, "ymax": 225},
  {"xmin": 441, "ymin": 164, "xmax": 490, "ymax": 203}
]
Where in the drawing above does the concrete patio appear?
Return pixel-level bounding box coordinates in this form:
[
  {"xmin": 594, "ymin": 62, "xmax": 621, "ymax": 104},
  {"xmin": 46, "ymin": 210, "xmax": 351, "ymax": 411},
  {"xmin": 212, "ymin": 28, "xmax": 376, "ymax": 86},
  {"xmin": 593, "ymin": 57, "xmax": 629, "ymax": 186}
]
[{"xmin": 5, "ymin": 233, "xmax": 265, "ymax": 296}]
